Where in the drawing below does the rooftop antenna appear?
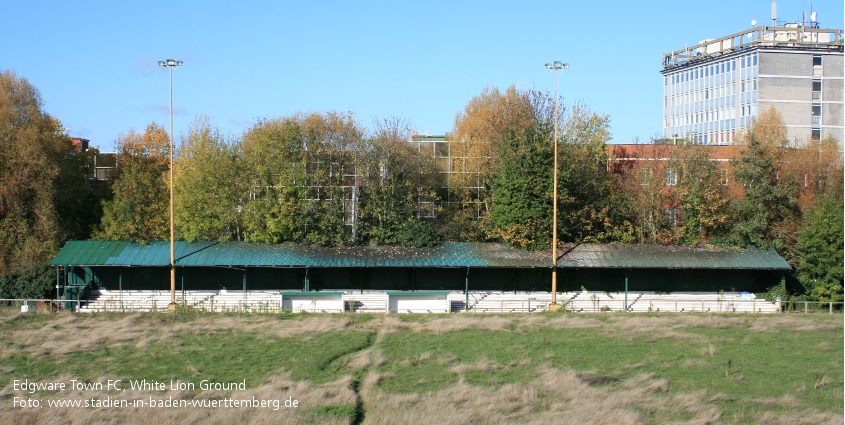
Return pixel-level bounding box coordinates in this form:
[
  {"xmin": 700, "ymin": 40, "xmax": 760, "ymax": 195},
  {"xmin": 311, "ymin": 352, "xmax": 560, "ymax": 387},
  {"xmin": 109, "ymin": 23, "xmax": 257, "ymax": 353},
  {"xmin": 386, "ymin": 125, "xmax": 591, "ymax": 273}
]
[
  {"xmin": 810, "ymin": 3, "xmax": 818, "ymax": 28},
  {"xmin": 771, "ymin": 1, "xmax": 777, "ymax": 26}
]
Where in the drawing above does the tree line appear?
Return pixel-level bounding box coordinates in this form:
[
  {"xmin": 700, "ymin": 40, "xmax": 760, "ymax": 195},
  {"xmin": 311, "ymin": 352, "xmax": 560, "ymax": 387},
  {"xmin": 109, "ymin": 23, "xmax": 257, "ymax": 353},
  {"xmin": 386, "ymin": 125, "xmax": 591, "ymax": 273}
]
[{"xmin": 0, "ymin": 70, "xmax": 841, "ymax": 302}]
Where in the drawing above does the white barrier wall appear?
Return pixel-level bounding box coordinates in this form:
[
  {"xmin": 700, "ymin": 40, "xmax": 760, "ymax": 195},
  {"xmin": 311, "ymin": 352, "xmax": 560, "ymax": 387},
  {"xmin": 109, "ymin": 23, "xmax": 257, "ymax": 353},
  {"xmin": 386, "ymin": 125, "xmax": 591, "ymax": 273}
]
[
  {"xmin": 388, "ymin": 292, "xmax": 450, "ymax": 313},
  {"xmin": 280, "ymin": 292, "xmax": 344, "ymax": 313}
]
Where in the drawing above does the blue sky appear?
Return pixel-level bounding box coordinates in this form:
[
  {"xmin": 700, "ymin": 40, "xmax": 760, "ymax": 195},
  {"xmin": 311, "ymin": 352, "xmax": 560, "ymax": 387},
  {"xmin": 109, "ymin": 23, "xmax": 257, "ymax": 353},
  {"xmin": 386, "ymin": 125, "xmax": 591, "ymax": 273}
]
[{"xmin": 3, "ymin": 0, "xmax": 842, "ymax": 151}]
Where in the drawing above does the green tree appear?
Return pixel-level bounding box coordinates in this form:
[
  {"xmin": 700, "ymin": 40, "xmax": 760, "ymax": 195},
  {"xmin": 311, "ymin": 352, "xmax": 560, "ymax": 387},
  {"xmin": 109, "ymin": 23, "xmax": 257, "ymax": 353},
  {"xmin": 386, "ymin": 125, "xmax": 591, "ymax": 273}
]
[
  {"xmin": 360, "ymin": 117, "xmax": 441, "ymax": 246},
  {"xmin": 491, "ymin": 124, "xmax": 554, "ymax": 250},
  {"xmin": 729, "ymin": 111, "xmax": 800, "ymax": 251},
  {"xmin": 299, "ymin": 112, "xmax": 363, "ymax": 245},
  {"xmin": 796, "ymin": 197, "xmax": 844, "ymax": 302},
  {"xmin": 240, "ymin": 112, "xmax": 365, "ymax": 245},
  {"xmin": 174, "ymin": 117, "xmax": 245, "ymax": 242},
  {"xmin": 95, "ymin": 123, "xmax": 170, "ymax": 242},
  {"xmin": 241, "ymin": 117, "xmax": 309, "ymax": 243},
  {"xmin": 557, "ymin": 103, "xmax": 616, "ymax": 242}
]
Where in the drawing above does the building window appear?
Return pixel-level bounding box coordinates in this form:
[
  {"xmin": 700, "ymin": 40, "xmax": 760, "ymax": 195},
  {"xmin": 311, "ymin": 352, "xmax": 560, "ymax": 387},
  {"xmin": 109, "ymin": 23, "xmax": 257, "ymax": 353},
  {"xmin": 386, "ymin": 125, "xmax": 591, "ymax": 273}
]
[
  {"xmin": 812, "ymin": 105, "xmax": 822, "ymax": 125},
  {"xmin": 812, "ymin": 80, "xmax": 822, "ymax": 101},
  {"xmin": 719, "ymin": 169, "xmax": 729, "ymax": 186},
  {"xmin": 665, "ymin": 168, "xmax": 678, "ymax": 186},
  {"xmin": 665, "ymin": 208, "xmax": 678, "ymax": 227},
  {"xmin": 640, "ymin": 168, "xmax": 653, "ymax": 186},
  {"xmin": 811, "ymin": 128, "xmax": 821, "ymax": 140},
  {"xmin": 813, "ymin": 56, "xmax": 822, "ymax": 76}
]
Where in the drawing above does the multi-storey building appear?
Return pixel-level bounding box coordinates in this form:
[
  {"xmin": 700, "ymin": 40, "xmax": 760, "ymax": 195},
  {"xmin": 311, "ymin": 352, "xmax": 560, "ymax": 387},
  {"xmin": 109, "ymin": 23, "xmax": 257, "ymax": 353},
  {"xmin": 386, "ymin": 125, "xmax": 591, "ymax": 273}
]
[{"xmin": 661, "ymin": 14, "xmax": 843, "ymax": 145}]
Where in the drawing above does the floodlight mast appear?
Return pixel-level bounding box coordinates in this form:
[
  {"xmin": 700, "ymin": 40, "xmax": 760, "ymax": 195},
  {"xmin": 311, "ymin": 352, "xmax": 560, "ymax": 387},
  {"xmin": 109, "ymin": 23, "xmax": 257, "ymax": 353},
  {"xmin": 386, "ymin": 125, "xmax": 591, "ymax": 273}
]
[
  {"xmin": 158, "ymin": 59, "xmax": 182, "ymax": 311},
  {"xmin": 544, "ymin": 61, "xmax": 569, "ymax": 311}
]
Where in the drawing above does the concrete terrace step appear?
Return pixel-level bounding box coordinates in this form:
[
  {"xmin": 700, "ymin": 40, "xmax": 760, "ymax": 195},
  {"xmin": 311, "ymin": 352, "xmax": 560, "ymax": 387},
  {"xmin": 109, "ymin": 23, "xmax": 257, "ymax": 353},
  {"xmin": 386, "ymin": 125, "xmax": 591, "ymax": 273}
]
[{"xmin": 78, "ymin": 290, "xmax": 782, "ymax": 314}]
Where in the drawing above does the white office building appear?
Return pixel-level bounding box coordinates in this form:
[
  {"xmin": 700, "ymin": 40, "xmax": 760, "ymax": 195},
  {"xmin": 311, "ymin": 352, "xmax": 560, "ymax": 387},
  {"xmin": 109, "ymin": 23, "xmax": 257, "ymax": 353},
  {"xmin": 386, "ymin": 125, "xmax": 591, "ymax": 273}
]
[{"xmin": 662, "ymin": 14, "xmax": 843, "ymax": 145}]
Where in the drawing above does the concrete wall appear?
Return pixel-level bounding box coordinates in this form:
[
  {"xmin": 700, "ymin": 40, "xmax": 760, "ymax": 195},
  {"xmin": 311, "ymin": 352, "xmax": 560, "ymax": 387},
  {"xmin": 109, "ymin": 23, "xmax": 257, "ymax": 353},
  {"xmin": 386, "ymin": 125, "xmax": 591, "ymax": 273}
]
[
  {"xmin": 758, "ymin": 74, "xmax": 810, "ymax": 102},
  {"xmin": 759, "ymin": 51, "xmax": 812, "ymax": 76},
  {"xmin": 388, "ymin": 294, "xmax": 449, "ymax": 313},
  {"xmin": 822, "ymin": 54, "xmax": 844, "ymax": 79},
  {"xmin": 822, "ymin": 54, "xmax": 844, "ymax": 143},
  {"xmin": 282, "ymin": 294, "xmax": 344, "ymax": 313},
  {"xmin": 758, "ymin": 50, "xmax": 844, "ymax": 146}
]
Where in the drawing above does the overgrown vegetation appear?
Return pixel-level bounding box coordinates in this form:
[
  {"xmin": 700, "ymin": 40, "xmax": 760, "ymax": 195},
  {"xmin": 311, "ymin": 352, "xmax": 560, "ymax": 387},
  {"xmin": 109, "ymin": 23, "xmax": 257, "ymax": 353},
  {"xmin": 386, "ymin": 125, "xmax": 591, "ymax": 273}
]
[
  {"xmin": 2, "ymin": 68, "xmax": 842, "ymax": 302},
  {"xmin": 0, "ymin": 70, "xmax": 107, "ymax": 299},
  {"xmin": 0, "ymin": 312, "xmax": 841, "ymax": 424}
]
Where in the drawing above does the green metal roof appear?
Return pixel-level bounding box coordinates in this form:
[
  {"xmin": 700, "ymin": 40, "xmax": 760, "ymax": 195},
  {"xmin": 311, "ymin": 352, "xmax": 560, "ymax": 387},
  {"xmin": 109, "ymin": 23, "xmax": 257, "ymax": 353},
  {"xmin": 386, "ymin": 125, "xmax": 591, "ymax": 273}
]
[
  {"xmin": 49, "ymin": 241, "xmax": 539, "ymax": 268},
  {"xmin": 556, "ymin": 244, "xmax": 791, "ymax": 270},
  {"xmin": 49, "ymin": 241, "xmax": 791, "ymax": 270},
  {"xmin": 49, "ymin": 240, "xmax": 128, "ymax": 266}
]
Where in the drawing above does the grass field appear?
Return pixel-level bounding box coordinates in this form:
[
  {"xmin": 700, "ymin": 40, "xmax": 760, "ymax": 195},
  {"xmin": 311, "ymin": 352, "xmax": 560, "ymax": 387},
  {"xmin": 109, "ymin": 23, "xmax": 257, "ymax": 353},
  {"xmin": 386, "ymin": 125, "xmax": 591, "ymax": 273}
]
[{"xmin": 0, "ymin": 311, "xmax": 842, "ymax": 424}]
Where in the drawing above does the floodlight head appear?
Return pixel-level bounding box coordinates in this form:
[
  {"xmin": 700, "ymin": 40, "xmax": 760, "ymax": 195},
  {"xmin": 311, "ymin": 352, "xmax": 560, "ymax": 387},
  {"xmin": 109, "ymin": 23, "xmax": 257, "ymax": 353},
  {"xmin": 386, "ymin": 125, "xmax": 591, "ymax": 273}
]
[
  {"xmin": 546, "ymin": 61, "xmax": 569, "ymax": 71},
  {"xmin": 159, "ymin": 59, "xmax": 183, "ymax": 68}
]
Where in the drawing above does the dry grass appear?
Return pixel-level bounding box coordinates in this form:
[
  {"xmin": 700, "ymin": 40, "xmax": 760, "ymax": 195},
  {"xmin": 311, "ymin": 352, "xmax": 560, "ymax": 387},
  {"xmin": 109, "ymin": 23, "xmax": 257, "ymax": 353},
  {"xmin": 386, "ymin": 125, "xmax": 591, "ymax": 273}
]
[
  {"xmin": 345, "ymin": 348, "xmax": 387, "ymax": 372},
  {"xmin": 756, "ymin": 410, "xmax": 842, "ymax": 425},
  {"xmin": 2, "ymin": 311, "xmax": 841, "ymax": 424},
  {"xmin": 747, "ymin": 315, "xmax": 843, "ymax": 333},
  {"xmin": 3, "ymin": 312, "xmax": 349, "ymax": 358},
  {"xmin": 360, "ymin": 365, "xmax": 704, "ymax": 425},
  {"xmin": 363, "ymin": 314, "xmax": 608, "ymax": 336}
]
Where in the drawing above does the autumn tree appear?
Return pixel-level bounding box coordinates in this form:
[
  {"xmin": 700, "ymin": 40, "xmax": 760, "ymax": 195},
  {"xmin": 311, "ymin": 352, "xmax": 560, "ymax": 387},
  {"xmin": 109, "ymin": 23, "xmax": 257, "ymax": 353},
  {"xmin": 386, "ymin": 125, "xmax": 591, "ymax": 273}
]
[
  {"xmin": 0, "ymin": 69, "xmax": 92, "ymax": 297},
  {"xmin": 446, "ymin": 86, "xmax": 553, "ymax": 240},
  {"xmin": 779, "ymin": 135, "xmax": 843, "ymax": 213},
  {"xmin": 668, "ymin": 143, "xmax": 731, "ymax": 244},
  {"xmin": 95, "ymin": 123, "xmax": 170, "ymax": 241},
  {"xmin": 174, "ymin": 117, "xmax": 246, "ymax": 242},
  {"xmin": 611, "ymin": 143, "xmax": 676, "ymax": 243}
]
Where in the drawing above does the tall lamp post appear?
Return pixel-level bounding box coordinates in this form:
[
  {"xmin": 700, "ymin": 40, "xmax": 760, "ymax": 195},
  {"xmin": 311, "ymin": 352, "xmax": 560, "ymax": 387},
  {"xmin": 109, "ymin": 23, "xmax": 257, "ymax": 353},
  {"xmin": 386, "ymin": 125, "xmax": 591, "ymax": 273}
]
[
  {"xmin": 545, "ymin": 61, "xmax": 568, "ymax": 311},
  {"xmin": 158, "ymin": 59, "xmax": 182, "ymax": 310}
]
